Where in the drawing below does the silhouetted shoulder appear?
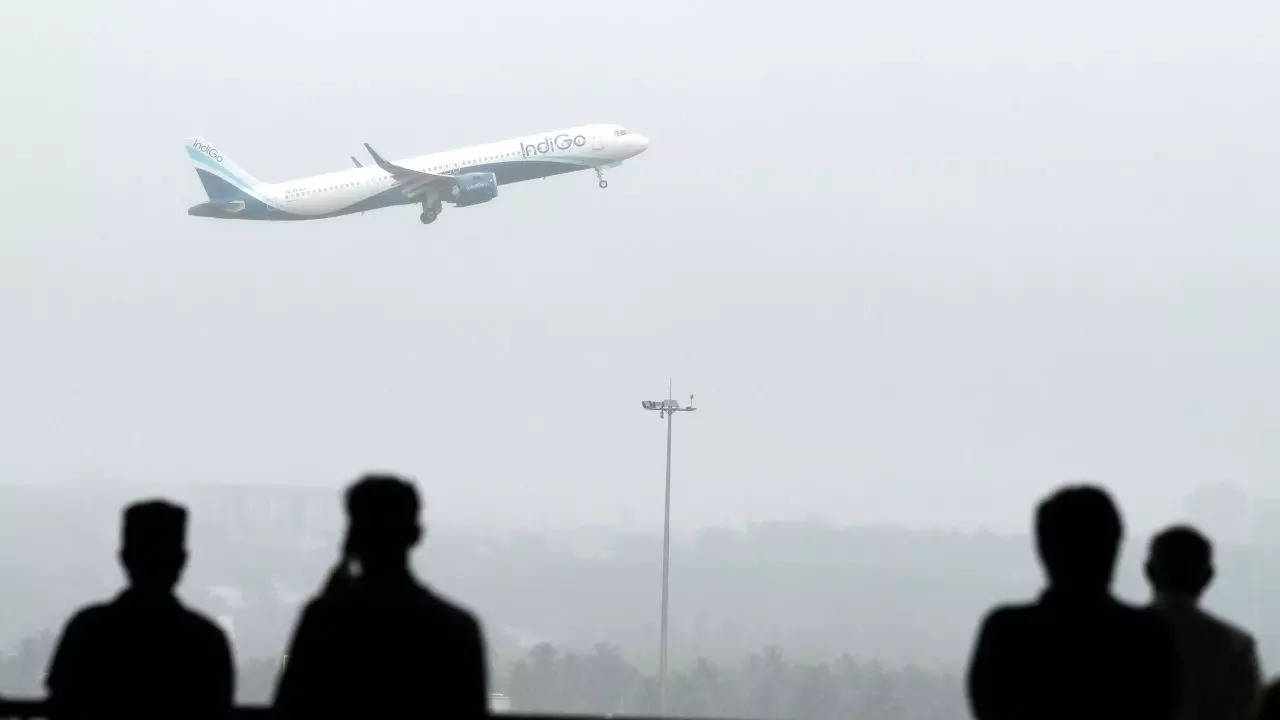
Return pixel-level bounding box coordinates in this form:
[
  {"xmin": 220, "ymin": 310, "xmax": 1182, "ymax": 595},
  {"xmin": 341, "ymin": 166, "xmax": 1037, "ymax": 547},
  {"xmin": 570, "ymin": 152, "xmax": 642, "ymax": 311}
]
[
  {"xmin": 969, "ymin": 603, "xmax": 1039, "ymax": 673},
  {"xmin": 977, "ymin": 602, "xmax": 1039, "ymax": 635},
  {"xmin": 47, "ymin": 603, "xmax": 111, "ymax": 690},
  {"xmin": 1164, "ymin": 602, "xmax": 1259, "ymax": 671},
  {"xmin": 970, "ymin": 602, "xmax": 1042, "ymax": 663},
  {"xmin": 295, "ymin": 582, "xmax": 482, "ymax": 644},
  {"xmin": 986, "ymin": 602, "xmax": 1036, "ymax": 620},
  {"xmin": 48, "ymin": 601, "xmax": 117, "ymax": 677},
  {"xmin": 1202, "ymin": 608, "xmax": 1256, "ymax": 648},
  {"xmin": 178, "ymin": 604, "xmax": 234, "ymax": 653},
  {"xmin": 60, "ymin": 595, "xmax": 227, "ymax": 638},
  {"xmin": 60, "ymin": 601, "xmax": 114, "ymax": 634},
  {"xmin": 407, "ymin": 584, "xmax": 486, "ymax": 653},
  {"xmin": 420, "ymin": 586, "xmax": 482, "ymax": 627},
  {"xmin": 181, "ymin": 603, "xmax": 228, "ymax": 632}
]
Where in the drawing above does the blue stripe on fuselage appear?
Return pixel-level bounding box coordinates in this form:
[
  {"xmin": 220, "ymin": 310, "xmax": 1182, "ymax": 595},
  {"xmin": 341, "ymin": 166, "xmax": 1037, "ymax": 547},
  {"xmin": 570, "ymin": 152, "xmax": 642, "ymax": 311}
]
[
  {"xmin": 189, "ymin": 158, "xmax": 598, "ymax": 220},
  {"xmin": 487, "ymin": 158, "xmax": 589, "ymax": 185}
]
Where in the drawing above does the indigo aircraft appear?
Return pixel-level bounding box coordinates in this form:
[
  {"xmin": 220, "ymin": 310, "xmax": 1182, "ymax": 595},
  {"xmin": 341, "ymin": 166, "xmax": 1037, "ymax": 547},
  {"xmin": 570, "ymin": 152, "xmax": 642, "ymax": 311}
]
[{"xmin": 187, "ymin": 124, "xmax": 649, "ymax": 225}]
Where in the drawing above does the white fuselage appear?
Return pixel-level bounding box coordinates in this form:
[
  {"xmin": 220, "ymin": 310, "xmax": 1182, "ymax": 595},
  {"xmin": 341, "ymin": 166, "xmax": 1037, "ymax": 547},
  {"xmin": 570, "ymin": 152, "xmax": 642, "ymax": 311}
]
[{"xmin": 187, "ymin": 123, "xmax": 649, "ymax": 222}]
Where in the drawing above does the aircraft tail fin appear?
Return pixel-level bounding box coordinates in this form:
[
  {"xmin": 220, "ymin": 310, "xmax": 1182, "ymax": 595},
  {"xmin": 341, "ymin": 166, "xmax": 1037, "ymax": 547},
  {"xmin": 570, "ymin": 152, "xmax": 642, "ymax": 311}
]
[{"xmin": 186, "ymin": 137, "xmax": 263, "ymax": 201}]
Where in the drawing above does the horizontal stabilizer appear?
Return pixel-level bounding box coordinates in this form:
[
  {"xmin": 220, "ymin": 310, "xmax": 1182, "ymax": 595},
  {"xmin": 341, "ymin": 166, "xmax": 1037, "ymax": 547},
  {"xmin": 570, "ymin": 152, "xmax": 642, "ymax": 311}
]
[{"xmin": 187, "ymin": 199, "xmax": 246, "ymax": 217}]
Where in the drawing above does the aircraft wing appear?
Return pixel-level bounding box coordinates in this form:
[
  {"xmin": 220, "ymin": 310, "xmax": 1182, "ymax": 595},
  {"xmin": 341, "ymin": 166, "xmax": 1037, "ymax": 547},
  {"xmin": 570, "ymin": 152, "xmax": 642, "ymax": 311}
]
[{"xmin": 363, "ymin": 143, "xmax": 457, "ymax": 199}]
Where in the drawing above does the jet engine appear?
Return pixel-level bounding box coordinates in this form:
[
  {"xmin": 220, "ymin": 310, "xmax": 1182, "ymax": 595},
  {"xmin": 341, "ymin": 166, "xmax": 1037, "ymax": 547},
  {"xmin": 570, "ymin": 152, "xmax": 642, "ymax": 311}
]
[{"xmin": 451, "ymin": 171, "xmax": 499, "ymax": 207}]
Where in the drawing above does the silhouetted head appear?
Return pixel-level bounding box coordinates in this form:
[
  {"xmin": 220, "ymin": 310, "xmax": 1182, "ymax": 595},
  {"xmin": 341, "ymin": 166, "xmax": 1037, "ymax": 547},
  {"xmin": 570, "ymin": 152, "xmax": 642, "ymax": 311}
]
[
  {"xmin": 1145, "ymin": 525, "xmax": 1213, "ymax": 600},
  {"xmin": 1035, "ymin": 485, "xmax": 1123, "ymax": 594},
  {"xmin": 119, "ymin": 500, "xmax": 188, "ymax": 592},
  {"xmin": 343, "ymin": 474, "xmax": 422, "ymax": 575}
]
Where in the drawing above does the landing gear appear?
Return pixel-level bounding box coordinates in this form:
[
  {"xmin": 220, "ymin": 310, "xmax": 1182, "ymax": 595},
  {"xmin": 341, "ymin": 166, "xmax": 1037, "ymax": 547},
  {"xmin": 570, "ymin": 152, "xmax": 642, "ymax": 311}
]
[
  {"xmin": 595, "ymin": 167, "xmax": 608, "ymax": 189},
  {"xmin": 420, "ymin": 196, "xmax": 442, "ymax": 225}
]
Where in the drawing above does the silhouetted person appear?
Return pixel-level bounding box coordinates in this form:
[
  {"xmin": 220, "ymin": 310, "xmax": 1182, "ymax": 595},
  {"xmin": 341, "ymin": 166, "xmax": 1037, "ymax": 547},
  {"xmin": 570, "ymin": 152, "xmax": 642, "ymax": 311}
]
[
  {"xmin": 46, "ymin": 500, "xmax": 233, "ymax": 720},
  {"xmin": 273, "ymin": 474, "xmax": 488, "ymax": 719},
  {"xmin": 967, "ymin": 485, "xmax": 1180, "ymax": 720},
  {"xmin": 1146, "ymin": 525, "xmax": 1261, "ymax": 720}
]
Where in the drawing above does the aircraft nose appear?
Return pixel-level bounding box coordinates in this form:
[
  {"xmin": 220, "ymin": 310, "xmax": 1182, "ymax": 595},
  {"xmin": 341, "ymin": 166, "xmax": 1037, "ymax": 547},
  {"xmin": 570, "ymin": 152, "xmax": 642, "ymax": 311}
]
[{"xmin": 628, "ymin": 133, "xmax": 650, "ymax": 154}]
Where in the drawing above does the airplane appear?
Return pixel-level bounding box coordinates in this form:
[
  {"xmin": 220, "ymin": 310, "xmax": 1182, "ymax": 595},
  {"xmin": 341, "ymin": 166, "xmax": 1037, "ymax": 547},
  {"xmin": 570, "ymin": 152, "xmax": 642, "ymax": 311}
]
[{"xmin": 186, "ymin": 124, "xmax": 650, "ymax": 225}]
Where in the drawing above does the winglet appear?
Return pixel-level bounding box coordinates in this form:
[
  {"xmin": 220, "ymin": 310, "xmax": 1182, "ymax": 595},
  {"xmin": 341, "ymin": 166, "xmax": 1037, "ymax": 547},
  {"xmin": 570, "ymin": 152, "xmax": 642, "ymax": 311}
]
[
  {"xmin": 364, "ymin": 143, "xmax": 390, "ymax": 169},
  {"xmin": 351, "ymin": 156, "xmax": 363, "ymax": 168},
  {"xmin": 362, "ymin": 142, "xmax": 456, "ymax": 191}
]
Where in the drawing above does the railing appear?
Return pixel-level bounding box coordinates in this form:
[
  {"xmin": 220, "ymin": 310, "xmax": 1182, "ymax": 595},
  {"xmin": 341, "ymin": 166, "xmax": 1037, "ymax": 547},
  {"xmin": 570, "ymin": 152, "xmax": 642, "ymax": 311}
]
[{"xmin": 0, "ymin": 698, "xmax": 732, "ymax": 720}]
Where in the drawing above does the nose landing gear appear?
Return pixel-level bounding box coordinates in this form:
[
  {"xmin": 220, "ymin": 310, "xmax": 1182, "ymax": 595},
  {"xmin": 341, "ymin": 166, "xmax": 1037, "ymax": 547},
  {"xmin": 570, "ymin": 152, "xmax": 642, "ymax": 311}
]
[{"xmin": 594, "ymin": 167, "xmax": 608, "ymax": 189}]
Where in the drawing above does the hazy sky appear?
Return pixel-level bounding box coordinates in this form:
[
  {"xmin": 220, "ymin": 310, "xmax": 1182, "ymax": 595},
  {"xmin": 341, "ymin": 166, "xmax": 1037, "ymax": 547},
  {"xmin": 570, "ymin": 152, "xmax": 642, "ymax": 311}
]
[{"xmin": 2, "ymin": 0, "xmax": 1279, "ymax": 535}]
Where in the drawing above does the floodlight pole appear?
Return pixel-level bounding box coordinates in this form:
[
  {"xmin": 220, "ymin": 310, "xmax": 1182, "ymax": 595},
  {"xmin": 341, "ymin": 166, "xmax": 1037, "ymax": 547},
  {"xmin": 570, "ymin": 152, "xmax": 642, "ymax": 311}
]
[
  {"xmin": 659, "ymin": 394, "xmax": 673, "ymax": 716},
  {"xmin": 642, "ymin": 381, "xmax": 696, "ymax": 717}
]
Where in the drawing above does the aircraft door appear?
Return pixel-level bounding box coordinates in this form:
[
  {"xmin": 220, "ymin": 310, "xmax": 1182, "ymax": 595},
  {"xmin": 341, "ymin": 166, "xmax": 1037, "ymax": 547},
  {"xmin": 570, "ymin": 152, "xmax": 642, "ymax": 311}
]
[{"xmin": 592, "ymin": 134, "xmax": 605, "ymax": 151}]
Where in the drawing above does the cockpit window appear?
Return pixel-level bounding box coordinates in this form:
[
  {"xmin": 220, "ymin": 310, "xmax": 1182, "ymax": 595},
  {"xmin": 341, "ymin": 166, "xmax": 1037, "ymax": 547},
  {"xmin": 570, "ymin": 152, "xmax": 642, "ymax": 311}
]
[{"xmin": 614, "ymin": 129, "xmax": 628, "ymax": 137}]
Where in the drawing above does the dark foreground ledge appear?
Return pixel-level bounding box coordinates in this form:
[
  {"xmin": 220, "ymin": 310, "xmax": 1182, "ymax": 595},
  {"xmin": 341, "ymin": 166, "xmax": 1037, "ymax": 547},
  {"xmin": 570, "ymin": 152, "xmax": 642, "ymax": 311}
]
[{"xmin": 0, "ymin": 698, "xmax": 748, "ymax": 720}]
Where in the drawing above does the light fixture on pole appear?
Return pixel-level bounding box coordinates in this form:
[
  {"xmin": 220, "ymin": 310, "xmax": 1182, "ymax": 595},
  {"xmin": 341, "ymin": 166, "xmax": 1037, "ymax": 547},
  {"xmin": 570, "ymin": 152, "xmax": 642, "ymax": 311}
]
[{"xmin": 640, "ymin": 382, "xmax": 696, "ymax": 717}]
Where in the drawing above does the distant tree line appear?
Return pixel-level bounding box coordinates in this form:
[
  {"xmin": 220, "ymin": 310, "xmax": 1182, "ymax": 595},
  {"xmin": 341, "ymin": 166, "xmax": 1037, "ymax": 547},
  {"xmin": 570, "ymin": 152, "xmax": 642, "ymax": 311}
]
[{"xmin": 503, "ymin": 642, "xmax": 960, "ymax": 719}]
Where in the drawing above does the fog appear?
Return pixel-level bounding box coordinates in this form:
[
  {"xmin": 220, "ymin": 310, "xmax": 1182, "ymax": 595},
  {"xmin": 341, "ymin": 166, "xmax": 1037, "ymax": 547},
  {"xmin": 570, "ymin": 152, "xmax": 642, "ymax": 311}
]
[{"xmin": 3, "ymin": 0, "xmax": 1280, "ymax": 714}]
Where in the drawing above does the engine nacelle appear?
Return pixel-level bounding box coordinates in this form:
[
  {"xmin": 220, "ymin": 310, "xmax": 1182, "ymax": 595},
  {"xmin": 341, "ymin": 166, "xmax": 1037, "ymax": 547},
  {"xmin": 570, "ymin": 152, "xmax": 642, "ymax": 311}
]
[{"xmin": 451, "ymin": 172, "xmax": 499, "ymax": 207}]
